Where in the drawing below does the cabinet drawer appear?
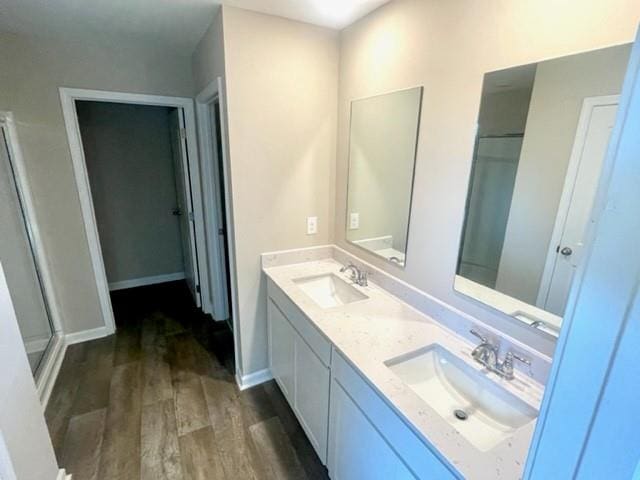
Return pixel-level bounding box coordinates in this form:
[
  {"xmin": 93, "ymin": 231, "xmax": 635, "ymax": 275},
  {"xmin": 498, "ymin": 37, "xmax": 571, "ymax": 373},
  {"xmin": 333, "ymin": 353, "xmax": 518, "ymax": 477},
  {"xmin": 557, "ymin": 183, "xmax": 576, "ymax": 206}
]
[
  {"xmin": 330, "ymin": 350, "xmax": 460, "ymax": 480},
  {"xmin": 267, "ymin": 278, "xmax": 331, "ymax": 366}
]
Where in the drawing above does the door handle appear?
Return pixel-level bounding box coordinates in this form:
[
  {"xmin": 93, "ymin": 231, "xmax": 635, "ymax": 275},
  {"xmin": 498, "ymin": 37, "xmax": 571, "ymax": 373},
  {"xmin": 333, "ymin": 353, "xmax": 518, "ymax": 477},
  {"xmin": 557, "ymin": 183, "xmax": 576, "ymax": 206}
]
[
  {"xmin": 172, "ymin": 208, "xmax": 182, "ymax": 216},
  {"xmin": 560, "ymin": 246, "xmax": 573, "ymax": 256}
]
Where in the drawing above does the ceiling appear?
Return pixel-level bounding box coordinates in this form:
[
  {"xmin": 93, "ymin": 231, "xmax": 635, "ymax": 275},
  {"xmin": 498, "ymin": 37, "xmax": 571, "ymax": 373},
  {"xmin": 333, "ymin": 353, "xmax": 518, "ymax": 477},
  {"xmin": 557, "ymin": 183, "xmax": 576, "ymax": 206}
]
[
  {"xmin": 483, "ymin": 63, "xmax": 537, "ymax": 95},
  {"xmin": 0, "ymin": 0, "xmax": 390, "ymax": 53}
]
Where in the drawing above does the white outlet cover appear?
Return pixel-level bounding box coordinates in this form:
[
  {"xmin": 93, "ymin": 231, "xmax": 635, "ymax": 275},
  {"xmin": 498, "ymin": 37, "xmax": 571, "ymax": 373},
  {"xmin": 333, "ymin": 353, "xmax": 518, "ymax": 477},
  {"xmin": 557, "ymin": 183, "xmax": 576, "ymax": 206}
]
[
  {"xmin": 349, "ymin": 212, "xmax": 359, "ymax": 230},
  {"xmin": 307, "ymin": 216, "xmax": 318, "ymax": 235}
]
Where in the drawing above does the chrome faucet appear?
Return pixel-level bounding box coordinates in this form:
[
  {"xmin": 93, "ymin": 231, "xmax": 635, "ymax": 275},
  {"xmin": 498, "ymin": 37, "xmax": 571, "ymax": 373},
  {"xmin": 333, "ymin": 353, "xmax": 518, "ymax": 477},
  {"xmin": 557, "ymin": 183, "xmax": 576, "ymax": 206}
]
[
  {"xmin": 469, "ymin": 329, "xmax": 531, "ymax": 380},
  {"xmin": 470, "ymin": 329, "xmax": 499, "ymax": 369},
  {"xmin": 340, "ymin": 262, "xmax": 368, "ymax": 287}
]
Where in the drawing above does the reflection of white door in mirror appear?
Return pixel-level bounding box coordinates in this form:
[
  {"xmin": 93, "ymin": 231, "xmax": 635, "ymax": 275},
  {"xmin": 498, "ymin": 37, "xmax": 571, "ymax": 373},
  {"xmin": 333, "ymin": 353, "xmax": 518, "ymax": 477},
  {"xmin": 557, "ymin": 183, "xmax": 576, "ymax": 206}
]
[{"xmin": 537, "ymin": 96, "xmax": 619, "ymax": 315}]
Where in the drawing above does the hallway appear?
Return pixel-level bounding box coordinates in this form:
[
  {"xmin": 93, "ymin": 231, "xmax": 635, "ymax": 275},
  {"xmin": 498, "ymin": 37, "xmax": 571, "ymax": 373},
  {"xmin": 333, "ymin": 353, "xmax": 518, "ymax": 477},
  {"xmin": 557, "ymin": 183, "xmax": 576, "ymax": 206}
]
[{"xmin": 44, "ymin": 282, "xmax": 328, "ymax": 479}]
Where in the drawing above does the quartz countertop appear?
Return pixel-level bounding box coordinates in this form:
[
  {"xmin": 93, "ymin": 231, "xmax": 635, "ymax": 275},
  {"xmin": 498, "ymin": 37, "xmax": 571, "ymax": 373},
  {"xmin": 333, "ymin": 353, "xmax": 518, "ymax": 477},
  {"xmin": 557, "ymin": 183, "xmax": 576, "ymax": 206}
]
[{"xmin": 263, "ymin": 258, "xmax": 544, "ymax": 480}]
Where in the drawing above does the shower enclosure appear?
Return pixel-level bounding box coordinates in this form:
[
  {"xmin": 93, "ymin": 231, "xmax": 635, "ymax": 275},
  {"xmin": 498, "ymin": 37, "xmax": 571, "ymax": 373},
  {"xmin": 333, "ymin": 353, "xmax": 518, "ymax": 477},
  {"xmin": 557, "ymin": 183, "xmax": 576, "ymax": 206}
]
[
  {"xmin": 0, "ymin": 116, "xmax": 57, "ymax": 378},
  {"xmin": 458, "ymin": 134, "xmax": 523, "ymax": 288}
]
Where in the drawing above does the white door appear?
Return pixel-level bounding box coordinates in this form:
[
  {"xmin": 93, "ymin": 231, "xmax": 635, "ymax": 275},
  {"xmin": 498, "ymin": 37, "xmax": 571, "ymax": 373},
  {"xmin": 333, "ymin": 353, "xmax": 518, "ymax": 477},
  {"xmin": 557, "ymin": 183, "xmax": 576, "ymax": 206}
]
[
  {"xmin": 208, "ymin": 98, "xmax": 231, "ymax": 319},
  {"xmin": 168, "ymin": 108, "xmax": 201, "ymax": 306},
  {"xmin": 538, "ymin": 97, "xmax": 619, "ymax": 315}
]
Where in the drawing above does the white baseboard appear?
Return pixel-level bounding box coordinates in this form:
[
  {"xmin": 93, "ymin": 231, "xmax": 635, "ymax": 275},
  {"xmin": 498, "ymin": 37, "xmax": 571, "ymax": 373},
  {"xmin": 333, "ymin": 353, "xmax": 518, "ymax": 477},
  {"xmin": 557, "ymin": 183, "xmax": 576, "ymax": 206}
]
[
  {"xmin": 235, "ymin": 368, "xmax": 273, "ymax": 391},
  {"xmin": 37, "ymin": 334, "xmax": 66, "ymax": 408},
  {"xmin": 37, "ymin": 326, "xmax": 113, "ymax": 408},
  {"xmin": 108, "ymin": 272, "xmax": 185, "ymax": 291},
  {"xmin": 24, "ymin": 336, "xmax": 51, "ymax": 354},
  {"xmin": 57, "ymin": 468, "xmax": 71, "ymax": 479},
  {"xmin": 65, "ymin": 325, "xmax": 113, "ymax": 345}
]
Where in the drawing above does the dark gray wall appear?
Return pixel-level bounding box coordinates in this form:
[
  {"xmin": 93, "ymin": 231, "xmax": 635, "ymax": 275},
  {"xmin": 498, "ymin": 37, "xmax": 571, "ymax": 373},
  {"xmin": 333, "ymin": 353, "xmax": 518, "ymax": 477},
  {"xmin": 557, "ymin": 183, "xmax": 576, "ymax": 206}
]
[{"xmin": 77, "ymin": 102, "xmax": 184, "ymax": 284}]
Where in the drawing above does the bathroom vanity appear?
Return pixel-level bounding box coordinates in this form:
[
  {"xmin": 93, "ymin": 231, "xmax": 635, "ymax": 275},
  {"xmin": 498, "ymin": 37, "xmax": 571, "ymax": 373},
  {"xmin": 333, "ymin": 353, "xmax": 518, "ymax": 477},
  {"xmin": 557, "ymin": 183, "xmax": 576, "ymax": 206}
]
[{"xmin": 262, "ymin": 247, "xmax": 545, "ymax": 480}]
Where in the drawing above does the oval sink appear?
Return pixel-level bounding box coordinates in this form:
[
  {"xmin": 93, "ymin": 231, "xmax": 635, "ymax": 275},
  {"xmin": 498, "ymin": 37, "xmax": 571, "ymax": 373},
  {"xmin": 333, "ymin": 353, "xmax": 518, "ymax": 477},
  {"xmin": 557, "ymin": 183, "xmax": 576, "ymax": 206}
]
[
  {"xmin": 293, "ymin": 273, "xmax": 368, "ymax": 308},
  {"xmin": 385, "ymin": 344, "xmax": 538, "ymax": 452}
]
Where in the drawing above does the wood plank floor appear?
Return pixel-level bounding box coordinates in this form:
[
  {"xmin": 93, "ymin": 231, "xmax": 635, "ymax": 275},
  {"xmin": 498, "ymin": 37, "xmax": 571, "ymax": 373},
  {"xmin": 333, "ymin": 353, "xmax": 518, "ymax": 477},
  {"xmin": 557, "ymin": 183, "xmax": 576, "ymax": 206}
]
[{"xmin": 46, "ymin": 281, "xmax": 329, "ymax": 480}]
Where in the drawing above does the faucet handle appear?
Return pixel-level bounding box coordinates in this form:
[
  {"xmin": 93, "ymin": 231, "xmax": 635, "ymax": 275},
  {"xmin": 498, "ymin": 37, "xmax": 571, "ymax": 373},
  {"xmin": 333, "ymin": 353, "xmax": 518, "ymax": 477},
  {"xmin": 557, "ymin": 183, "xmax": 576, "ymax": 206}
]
[
  {"xmin": 470, "ymin": 329, "xmax": 488, "ymax": 344},
  {"xmin": 505, "ymin": 351, "xmax": 533, "ymax": 378},
  {"xmin": 510, "ymin": 352, "xmax": 531, "ymax": 366}
]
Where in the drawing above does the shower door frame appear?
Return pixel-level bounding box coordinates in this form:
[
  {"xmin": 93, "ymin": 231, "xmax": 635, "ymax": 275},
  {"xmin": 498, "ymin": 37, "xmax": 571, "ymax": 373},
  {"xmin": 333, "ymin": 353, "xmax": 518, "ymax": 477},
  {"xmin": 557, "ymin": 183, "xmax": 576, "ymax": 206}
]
[{"xmin": 0, "ymin": 111, "xmax": 66, "ymax": 405}]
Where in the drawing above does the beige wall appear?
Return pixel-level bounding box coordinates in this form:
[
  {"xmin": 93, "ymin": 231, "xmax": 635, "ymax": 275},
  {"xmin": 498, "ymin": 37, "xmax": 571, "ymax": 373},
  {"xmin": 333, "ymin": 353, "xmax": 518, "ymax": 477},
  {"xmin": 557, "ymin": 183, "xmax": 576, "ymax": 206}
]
[
  {"xmin": 192, "ymin": 9, "xmax": 226, "ymax": 94},
  {"xmin": 222, "ymin": 7, "xmax": 339, "ymax": 375},
  {"xmin": 335, "ymin": 0, "xmax": 640, "ymax": 355},
  {"xmin": 496, "ymin": 44, "xmax": 631, "ymax": 304},
  {"xmin": 0, "ymin": 32, "xmax": 194, "ymax": 334},
  {"xmin": 77, "ymin": 102, "xmax": 185, "ymax": 285}
]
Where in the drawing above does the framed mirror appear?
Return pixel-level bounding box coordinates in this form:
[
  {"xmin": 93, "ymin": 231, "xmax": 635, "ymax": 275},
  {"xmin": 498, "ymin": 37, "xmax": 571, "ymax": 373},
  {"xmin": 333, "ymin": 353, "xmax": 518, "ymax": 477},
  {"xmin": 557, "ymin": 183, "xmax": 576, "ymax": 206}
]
[
  {"xmin": 345, "ymin": 86, "xmax": 423, "ymax": 267},
  {"xmin": 456, "ymin": 44, "xmax": 631, "ymax": 337}
]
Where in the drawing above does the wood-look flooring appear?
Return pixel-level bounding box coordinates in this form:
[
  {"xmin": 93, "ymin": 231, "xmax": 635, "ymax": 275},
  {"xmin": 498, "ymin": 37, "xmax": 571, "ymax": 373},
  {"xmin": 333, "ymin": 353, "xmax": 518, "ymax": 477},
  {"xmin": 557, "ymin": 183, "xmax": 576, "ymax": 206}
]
[{"xmin": 45, "ymin": 281, "xmax": 329, "ymax": 480}]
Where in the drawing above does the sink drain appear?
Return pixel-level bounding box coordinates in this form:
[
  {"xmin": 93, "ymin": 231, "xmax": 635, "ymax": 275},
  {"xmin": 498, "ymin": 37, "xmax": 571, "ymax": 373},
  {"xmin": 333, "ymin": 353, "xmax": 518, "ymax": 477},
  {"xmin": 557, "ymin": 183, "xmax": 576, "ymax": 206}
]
[{"xmin": 454, "ymin": 409, "xmax": 468, "ymax": 421}]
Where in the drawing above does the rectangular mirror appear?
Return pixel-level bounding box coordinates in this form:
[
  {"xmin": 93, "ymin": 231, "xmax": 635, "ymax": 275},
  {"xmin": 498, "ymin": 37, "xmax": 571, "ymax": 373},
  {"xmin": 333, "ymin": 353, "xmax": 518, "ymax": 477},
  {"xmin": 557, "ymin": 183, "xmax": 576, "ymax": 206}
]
[
  {"xmin": 345, "ymin": 87, "xmax": 423, "ymax": 267},
  {"xmin": 456, "ymin": 44, "xmax": 631, "ymax": 337}
]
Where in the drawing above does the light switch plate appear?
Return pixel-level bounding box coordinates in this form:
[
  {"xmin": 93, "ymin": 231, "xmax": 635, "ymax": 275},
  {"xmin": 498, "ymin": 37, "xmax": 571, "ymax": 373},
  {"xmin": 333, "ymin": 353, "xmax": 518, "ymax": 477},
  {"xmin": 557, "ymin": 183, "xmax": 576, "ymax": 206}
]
[
  {"xmin": 349, "ymin": 212, "xmax": 360, "ymax": 230},
  {"xmin": 307, "ymin": 216, "xmax": 318, "ymax": 235}
]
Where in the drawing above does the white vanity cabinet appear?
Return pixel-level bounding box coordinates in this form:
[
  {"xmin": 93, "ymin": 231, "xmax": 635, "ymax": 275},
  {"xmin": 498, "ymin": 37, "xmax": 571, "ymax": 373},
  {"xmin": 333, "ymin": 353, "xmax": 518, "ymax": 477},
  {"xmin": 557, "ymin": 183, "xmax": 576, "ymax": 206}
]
[
  {"xmin": 267, "ymin": 281, "xmax": 331, "ymax": 464},
  {"xmin": 266, "ymin": 277, "xmax": 460, "ymax": 479},
  {"xmin": 328, "ymin": 351, "xmax": 460, "ymax": 480},
  {"xmin": 267, "ymin": 298, "xmax": 295, "ymax": 401}
]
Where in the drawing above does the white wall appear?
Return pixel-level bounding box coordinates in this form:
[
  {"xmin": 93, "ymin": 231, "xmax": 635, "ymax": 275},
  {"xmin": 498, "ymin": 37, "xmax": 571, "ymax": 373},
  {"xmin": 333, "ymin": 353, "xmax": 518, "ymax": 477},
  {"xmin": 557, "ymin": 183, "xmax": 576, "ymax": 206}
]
[
  {"xmin": 0, "ymin": 32, "xmax": 194, "ymax": 334},
  {"xmin": 77, "ymin": 102, "xmax": 185, "ymax": 284},
  {"xmin": 496, "ymin": 44, "xmax": 631, "ymax": 303},
  {"xmin": 0, "ymin": 263, "xmax": 59, "ymax": 480},
  {"xmin": 195, "ymin": 6, "xmax": 339, "ymax": 376},
  {"xmin": 346, "ymin": 87, "xmax": 421, "ymax": 251},
  {"xmin": 334, "ymin": 0, "xmax": 640, "ymax": 356}
]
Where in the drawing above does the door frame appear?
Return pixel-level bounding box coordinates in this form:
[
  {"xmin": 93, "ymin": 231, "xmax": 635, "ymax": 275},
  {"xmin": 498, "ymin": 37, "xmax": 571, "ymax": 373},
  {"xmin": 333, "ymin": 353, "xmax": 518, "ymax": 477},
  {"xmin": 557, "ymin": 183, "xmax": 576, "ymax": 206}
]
[
  {"xmin": 195, "ymin": 78, "xmax": 242, "ymax": 375},
  {"xmin": 59, "ymin": 88, "xmax": 209, "ymax": 333},
  {"xmin": 525, "ymin": 29, "xmax": 640, "ymax": 477},
  {"xmin": 536, "ymin": 94, "xmax": 620, "ymax": 309}
]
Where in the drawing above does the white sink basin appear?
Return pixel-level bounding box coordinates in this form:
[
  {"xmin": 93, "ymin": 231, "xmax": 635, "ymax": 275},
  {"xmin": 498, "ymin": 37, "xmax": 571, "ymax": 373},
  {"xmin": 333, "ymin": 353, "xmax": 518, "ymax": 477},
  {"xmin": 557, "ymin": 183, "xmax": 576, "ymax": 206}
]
[
  {"xmin": 385, "ymin": 344, "xmax": 538, "ymax": 452},
  {"xmin": 293, "ymin": 273, "xmax": 368, "ymax": 308}
]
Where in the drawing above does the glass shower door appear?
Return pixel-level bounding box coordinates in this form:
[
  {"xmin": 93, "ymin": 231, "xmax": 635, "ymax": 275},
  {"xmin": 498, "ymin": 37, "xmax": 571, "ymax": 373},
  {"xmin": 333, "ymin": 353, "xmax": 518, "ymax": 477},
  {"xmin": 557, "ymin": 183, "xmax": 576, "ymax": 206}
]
[
  {"xmin": 459, "ymin": 135, "xmax": 523, "ymax": 288},
  {"xmin": 0, "ymin": 127, "xmax": 55, "ymax": 376}
]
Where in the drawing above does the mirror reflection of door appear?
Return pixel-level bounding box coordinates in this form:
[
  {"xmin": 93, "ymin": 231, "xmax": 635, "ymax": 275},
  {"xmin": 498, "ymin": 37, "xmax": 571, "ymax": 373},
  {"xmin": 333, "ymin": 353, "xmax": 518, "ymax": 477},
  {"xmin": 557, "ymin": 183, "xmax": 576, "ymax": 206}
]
[
  {"xmin": 538, "ymin": 98, "xmax": 618, "ymax": 315},
  {"xmin": 455, "ymin": 43, "xmax": 631, "ymax": 335}
]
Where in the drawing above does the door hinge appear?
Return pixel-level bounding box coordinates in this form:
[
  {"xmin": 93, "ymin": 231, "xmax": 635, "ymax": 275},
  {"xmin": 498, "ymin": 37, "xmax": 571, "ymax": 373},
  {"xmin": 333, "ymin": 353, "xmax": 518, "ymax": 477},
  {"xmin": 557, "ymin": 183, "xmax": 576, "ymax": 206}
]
[
  {"xmin": 179, "ymin": 128, "xmax": 186, "ymax": 140},
  {"xmin": 196, "ymin": 285, "xmax": 201, "ymax": 293},
  {"xmin": 188, "ymin": 211, "xmax": 194, "ymax": 222}
]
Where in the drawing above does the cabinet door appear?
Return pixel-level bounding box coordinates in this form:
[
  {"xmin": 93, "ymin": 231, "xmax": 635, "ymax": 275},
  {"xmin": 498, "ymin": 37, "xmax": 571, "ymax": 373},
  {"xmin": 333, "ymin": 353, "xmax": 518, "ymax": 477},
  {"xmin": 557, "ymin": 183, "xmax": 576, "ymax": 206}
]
[
  {"xmin": 328, "ymin": 380, "xmax": 417, "ymax": 480},
  {"xmin": 268, "ymin": 299, "xmax": 294, "ymax": 401},
  {"xmin": 294, "ymin": 335, "xmax": 330, "ymax": 464}
]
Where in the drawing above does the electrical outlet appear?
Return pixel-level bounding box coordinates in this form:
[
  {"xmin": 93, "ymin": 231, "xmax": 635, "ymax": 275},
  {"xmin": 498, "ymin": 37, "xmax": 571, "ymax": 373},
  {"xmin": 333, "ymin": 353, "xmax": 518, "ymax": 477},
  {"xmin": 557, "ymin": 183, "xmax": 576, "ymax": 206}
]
[
  {"xmin": 349, "ymin": 212, "xmax": 360, "ymax": 230},
  {"xmin": 307, "ymin": 216, "xmax": 318, "ymax": 235}
]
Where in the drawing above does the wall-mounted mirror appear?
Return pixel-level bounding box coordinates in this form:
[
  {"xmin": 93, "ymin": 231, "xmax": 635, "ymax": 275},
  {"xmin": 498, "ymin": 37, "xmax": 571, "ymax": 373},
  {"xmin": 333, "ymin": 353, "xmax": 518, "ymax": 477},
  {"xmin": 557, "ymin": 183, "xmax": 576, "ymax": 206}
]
[
  {"xmin": 456, "ymin": 44, "xmax": 631, "ymax": 337},
  {"xmin": 345, "ymin": 87, "xmax": 423, "ymax": 267}
]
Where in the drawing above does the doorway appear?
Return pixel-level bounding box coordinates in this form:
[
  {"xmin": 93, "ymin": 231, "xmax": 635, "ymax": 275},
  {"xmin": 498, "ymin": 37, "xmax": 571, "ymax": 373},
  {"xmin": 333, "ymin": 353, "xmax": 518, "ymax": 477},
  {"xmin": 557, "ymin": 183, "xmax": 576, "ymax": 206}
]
[
  {"xmin": 196, "ymin": 78, "xmax": 240, "ymax": 373},
  {"xmin": 537, "ymin": 95, "xmax": 620, "ymax": 315},
  {"xmin": 60, "ymin": 89, "xmax": 210, "ymax": 333},
  {"xmin": 75, "ymin": 101, "xmax": 202, "ymax": 310}
]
